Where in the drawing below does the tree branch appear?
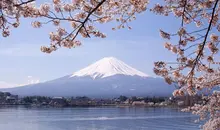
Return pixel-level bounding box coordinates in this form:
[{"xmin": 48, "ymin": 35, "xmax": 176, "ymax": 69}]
[
  {"xmin": 14, "ymin": 0, "xmax": 35, "ymax": 7},
  {"xmin": 188, "ymin": 0, "xmax": 219, "ymax": 78}
]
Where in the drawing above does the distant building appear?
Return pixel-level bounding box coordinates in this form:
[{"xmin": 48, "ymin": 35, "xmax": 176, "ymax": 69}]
[
  {"xmin": 159, "ymin": 102, "xmax": 167, "ymax": 106},
  {"xmin": 50, "ymin": 97, "xmax": 67, "ymax": 107},
  {"xmin": 177, "ymin": 101, "xmax": 184, "ymax": 106},
  {"xmin": 147, "ymin": 102, "xmax": 154, "ymax": 106},
  {"xmin": 171, "ymin": 95, "xmax": 202, "ymax": 107},
  {"xmin": 6, "ymin": 95, "xmax": 18, "ymax": 104},
  {"xmin": 132, "ymin": 101, "xmax": 146, "ymax": 106},
  {"xmin": 123, "ymin": 99, "xmax": 131, "ymax": 104},
  {"xmin": 154, "ymin": 103, "xmax": 160, "ymax": 106},
  {"xmin": 69, "ymin": 97, "xmax": 91, "ymax": 106}
]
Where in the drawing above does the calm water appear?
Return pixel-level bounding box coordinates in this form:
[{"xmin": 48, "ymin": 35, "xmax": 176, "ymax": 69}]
[{"xmin": 0, "ymin": 106, "xmax": 201, "ymax": 130}]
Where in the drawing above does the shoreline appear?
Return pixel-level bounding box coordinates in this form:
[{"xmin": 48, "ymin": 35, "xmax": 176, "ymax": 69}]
[{"xmin": 0, "ymin": 104, "xmax": 182, "ymax": 109}]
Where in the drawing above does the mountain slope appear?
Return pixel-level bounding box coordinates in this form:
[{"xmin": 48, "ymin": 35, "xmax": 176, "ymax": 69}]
[{"xmin": 1, "ymin": 57, "xmax": 175, "ymax": 97}]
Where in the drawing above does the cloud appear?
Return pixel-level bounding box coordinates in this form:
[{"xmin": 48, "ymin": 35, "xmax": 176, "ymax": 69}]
[
  {"xmin": 0, "ymin": 81, "xmax": 17, "ymax": 88},
  {"xmin": 26, "ymin": 76, "xmax": 40, "ymax": 85},
  {"xmin": 0, "ymin": 76, "xmax": 40, "ymax": 88},
  {"xmin": 28, "ymin": 79, "xmax": 40, "ymax": 84},
  {"xmin": 16, "ymin": 80, "xmax": 40, "ymax": 87}
]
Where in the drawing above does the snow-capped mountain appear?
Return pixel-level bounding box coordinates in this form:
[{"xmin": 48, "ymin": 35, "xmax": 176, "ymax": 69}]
[
  {"xmin": 71, "ymin": 57, "xmax": 148, "ymax": 79},
  {"xmin": 1, "ymin": 57, "xmax": 175, "ymax": 97}
]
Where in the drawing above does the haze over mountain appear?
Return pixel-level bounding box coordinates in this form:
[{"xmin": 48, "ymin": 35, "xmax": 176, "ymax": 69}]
[{"xmin": 2, "ymin": 57, "xmax": 175, "ymax": 97}]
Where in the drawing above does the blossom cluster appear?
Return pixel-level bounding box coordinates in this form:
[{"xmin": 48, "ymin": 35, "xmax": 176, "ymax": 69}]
[
  {"xmin": 182, "ymin": 91, "xmax": 220, "ymax": 130},
  {"xmin": 39, "ymin": 0, "xmax": 148, "ymax": 53},
  {"xmin": 1, "ymin": 0, "xmax": 219, "ymax": 129},
  {"xmin": 153, "ymin": 0, "xmax": 220, "ymax": 92},
  {"xmin": 0, "ymin": 0, "xmax": 34, "ymax": 37},
  {"xmin": 153, "ymin": 0, "xmax": 220, "ymax": 129},
  {"xmin": 1, "ymin": 0, "xmax": 149, "ymax": 53}
]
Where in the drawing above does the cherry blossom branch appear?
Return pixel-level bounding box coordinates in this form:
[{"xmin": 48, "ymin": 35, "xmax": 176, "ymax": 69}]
[
  {"xmin": 14, "ymin": 0, "xmax": 35, "ymax": 7},
  {"xmin": 189, "ymin": 0, "xmax": 219, "ymax": 77},
  {"xmin": 71, "ymin": 0, "xmax": 106, "ymax": 40}
]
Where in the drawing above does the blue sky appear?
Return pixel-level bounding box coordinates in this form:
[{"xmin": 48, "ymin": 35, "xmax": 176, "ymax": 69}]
[{"xmin": 0, "ymin": 3, "xmax": 181, "ymax": 88}]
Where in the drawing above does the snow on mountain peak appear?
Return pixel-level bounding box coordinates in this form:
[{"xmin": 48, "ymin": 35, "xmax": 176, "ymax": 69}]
[{"xmin": 70, "ymin": 57, "xmax": 148, "ymax": 79}]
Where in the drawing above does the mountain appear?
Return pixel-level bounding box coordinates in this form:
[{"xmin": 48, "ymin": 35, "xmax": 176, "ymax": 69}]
[
  {"xmin": 71, "ymin": 57, "xmax": 148, "ymax": 79},
  {"xmin": 1, "ymin": 57, "xmax": 175, "ymax": 97}
]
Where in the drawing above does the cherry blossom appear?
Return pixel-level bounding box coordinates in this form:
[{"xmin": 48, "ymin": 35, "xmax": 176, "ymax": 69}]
[
  {"xmin": 1, "ymin": 0, "xmax": 220, "ymax": 129},
  {"xmin": 153, "ymin": 0, "xmax": 220, "ymax": 129}
]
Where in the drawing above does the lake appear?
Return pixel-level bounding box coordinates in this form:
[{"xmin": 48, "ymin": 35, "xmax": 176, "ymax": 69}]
[{"xmin": 0, "ymin": 106, "xmax": 201, "ymax": 130}]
